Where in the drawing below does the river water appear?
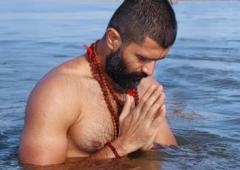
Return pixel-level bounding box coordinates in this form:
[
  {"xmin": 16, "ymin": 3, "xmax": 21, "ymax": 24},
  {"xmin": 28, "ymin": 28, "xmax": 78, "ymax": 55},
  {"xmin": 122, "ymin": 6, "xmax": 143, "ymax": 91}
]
[{"xmin": 0, "ymin": 0, "xmax": 240, "ymax": 169}]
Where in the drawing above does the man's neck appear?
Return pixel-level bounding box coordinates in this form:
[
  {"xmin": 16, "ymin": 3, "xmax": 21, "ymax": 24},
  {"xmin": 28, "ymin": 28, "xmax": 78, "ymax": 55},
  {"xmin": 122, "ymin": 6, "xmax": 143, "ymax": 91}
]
[{"xmin": 94, "ymin": 39, "xmax": 107, "ymax": 71}]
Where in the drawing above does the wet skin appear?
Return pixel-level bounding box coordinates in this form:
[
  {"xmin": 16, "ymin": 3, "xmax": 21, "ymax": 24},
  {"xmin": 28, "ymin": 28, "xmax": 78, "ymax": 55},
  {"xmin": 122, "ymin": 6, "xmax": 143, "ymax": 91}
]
[{"xmin": 19, "ymin": 32, "xmax": 177, "ymax": 165}]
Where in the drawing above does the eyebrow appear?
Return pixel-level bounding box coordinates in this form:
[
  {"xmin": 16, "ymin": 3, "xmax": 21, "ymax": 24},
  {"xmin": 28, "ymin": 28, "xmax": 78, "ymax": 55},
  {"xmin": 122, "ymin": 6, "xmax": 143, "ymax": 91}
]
[{"xmin": 137, "ymin": 54, "xmax": 165, "ymax": 61}]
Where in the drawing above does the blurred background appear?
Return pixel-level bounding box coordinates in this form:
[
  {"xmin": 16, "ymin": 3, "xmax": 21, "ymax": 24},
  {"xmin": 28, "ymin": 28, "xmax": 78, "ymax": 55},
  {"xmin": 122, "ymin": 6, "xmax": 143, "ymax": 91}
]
[{"xmin": 0, "ymin": 0, "xmax": 240, "ymax": 169}]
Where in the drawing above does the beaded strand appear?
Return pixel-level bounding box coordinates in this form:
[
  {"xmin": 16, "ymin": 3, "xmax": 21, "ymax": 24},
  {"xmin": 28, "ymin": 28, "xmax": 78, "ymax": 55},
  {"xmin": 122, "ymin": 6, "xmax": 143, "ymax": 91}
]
[{"xmin": 85, "ymin": 42, "xmax": 139, "ymax": 140}]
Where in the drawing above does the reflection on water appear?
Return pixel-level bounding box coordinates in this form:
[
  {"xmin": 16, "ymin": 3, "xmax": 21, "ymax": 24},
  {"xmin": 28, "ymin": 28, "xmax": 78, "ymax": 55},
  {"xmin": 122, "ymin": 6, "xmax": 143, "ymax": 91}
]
[
  {"xmin": 0, "ymin": 0, "xmax": 240, "ymax": 169},
  {"xmin": 22, "ymin": 156, "xmax": 162, "ymax": 170}
]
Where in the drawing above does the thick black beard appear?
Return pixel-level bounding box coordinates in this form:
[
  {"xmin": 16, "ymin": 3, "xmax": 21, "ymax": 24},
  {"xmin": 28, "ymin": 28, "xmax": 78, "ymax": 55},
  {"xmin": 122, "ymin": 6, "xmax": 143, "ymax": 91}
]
[{"xmin": 105, "ymin": 48, "xmax": 147, "ymax": 90}]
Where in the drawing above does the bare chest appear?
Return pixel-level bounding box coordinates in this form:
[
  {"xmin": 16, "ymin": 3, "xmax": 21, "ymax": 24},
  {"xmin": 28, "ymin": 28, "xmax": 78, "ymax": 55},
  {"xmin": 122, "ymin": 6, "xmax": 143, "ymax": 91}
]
[{"xmin": 67, "ymin": 81, "xmax": 118, "ymax": 155}]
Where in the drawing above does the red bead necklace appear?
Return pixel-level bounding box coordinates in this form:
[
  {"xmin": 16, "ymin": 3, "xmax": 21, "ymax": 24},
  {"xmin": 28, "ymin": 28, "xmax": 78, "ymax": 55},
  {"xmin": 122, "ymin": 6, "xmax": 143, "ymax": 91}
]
[{"xmin": 85, "ymin": 41, "xmax": 139, "ymax": 140}]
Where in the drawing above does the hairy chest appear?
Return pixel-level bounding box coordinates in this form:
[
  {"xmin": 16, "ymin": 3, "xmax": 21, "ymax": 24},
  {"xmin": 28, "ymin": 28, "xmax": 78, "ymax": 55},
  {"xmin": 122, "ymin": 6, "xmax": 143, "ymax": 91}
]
[{"xmin": 68, "ymin": 81, "xmax": 117, "ymax": 154}]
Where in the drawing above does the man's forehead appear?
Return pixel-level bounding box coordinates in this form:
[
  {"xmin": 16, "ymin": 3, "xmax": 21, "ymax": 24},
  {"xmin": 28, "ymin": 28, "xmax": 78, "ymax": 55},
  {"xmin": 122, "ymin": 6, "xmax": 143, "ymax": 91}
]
[{"xmin": 125, "ymin": 37, "xmax": 170, "ymax": 60}]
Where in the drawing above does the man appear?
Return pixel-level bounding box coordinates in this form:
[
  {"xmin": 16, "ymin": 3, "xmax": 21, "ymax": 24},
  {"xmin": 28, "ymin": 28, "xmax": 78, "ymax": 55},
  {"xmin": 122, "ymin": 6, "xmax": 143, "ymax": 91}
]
[{"xmin": 19, "ymin": 0, "xmax": 177, "ymax": 166}]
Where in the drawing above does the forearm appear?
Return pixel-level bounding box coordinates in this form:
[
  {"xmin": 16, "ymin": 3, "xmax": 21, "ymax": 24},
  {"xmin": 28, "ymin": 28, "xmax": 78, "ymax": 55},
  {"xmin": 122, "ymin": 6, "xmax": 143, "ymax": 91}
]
[{"xmin": 154, "ymin": 118, "xmax": 178, "ymax": 146}]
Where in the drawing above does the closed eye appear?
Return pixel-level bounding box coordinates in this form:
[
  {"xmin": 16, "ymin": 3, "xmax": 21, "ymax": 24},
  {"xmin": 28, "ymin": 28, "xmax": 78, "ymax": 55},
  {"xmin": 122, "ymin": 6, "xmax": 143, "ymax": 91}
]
[{"xmin": 137, "ymin": 55, "xmax": 151, "ymax": 62}]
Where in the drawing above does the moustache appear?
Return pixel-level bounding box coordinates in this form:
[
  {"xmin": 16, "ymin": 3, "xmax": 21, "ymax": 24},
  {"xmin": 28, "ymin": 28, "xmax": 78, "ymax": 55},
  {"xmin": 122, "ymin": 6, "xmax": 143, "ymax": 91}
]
[{"xmin": 123, "ymin": 72, "xmax": 148, "ymax": 81}]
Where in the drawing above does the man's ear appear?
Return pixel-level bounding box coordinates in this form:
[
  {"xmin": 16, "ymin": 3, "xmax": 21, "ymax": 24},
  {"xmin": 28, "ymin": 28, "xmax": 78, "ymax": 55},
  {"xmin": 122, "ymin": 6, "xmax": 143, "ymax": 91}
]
[{"xmin": 105, "ymin": 28, "xmax": 122, "ymax": 52}]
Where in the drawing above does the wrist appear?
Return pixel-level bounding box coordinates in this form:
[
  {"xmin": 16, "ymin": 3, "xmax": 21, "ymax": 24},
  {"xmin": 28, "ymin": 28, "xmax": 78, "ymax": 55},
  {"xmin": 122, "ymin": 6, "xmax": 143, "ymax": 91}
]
[
  {"xmin": 111, "ymin": 137, "xmax": 135, "ymax": 157},
  {"xmin": 105, "ymin": 142, "xmax": 121, "ymax": 159}
]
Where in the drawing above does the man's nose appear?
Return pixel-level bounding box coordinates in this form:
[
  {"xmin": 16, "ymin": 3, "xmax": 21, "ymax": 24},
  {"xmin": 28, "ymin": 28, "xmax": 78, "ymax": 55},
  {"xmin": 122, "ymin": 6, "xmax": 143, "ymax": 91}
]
[{"xmin": 142, "ymin": 61, "xmax": 156, "ymax": 76}]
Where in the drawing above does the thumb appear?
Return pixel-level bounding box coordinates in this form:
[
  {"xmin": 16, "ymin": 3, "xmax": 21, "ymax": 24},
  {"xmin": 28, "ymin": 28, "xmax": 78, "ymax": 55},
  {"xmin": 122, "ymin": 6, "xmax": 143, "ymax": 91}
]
[{"xmin": 120, "ymin": 95, "xmax": 132, "ymax": 122}]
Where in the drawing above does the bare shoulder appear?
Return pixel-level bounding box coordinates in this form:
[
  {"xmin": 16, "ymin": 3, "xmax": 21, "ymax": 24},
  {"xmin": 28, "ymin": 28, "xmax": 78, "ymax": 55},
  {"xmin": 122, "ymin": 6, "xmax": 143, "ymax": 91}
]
[{"xmin": 25, "ymin": 55, "xmax": 90, "ymax": 128}]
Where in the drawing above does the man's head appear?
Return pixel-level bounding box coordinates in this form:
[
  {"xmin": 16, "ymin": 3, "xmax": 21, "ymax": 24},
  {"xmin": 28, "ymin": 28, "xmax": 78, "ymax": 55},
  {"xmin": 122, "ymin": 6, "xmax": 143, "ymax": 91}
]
[{"xmin": 104, "ymin": 0, "xmax": 177, "ymax": 90}]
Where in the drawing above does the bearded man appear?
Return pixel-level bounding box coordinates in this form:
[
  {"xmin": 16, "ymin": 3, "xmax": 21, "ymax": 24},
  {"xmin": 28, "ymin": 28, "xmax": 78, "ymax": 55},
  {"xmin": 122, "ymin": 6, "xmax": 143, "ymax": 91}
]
[{"xmin": 19, "ymin": 0, "xmax": 178, "ymax": 166}]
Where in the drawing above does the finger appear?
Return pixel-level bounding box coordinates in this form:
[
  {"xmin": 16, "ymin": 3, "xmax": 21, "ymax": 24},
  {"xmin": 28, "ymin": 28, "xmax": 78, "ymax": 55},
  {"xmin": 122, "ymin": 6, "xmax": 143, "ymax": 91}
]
[
  {"xmin": 144, "ymin": 118, "xmax": 163, "ymax": 149},
  {"xmin": 141, "ymin": 131, "xmax": 156, "ymax": 151},
  {"xmin": 139, "ymin": 85, "xmax": 157, "ymax": 107},
  {"xmin": 142, "ymin": 143, "xmax": 154, "ymax": 151},
  {"xmin": 131, "ymin": 85, "xmax": 156, "ymax": 121},
  {"xmin": 120, "ymin": 95, "xmax": 132, "ymax": 122},
  {"xmin": 143, "ymin": 127, "xmax": 162, "ymax": 151},
  {"xmin": 154, "ymin": 104, "xmax": 166, "ymax": 120},
  {"xmin": 142, "ymin": 136, "xmax": 154, "ymax": 151},
  {"xmin": 148, "ymin": 92, "xmax": 166, "ymax": 121},
  {"xmin": 141, "ymin": 86, "xmax": 163, "ymax": 117},
  {"xmin": 130, "ymin": 96, "xmax": 135, "ymax": 111},
  {"xmin": 151, "ymin": 109, "xmax": 166, "ymax": 129},
  {"xmin": 158, "ymin": 104, "xmax": 166, "ymax": 118},
  {"xmin": 138, "ymin": 85, "xmax": 158, "ymax": 113}
]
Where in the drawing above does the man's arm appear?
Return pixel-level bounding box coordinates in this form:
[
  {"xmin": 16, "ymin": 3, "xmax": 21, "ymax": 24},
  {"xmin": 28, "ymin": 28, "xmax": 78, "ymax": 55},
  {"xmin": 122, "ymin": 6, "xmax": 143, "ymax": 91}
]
[
  {"xmin": 154, "ymin": 117, "xmax": 177, "ymax": 146},
  {"xmin": 19, "ymin": 74, "xmax": 79, "ymax": 165}
]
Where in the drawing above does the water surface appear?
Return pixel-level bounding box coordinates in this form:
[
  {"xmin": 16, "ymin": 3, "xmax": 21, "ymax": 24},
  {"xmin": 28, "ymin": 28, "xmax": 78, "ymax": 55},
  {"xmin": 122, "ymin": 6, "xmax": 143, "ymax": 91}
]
[{"xmin": 0, "ymin": 0, "xmax": 240, "ymax": 169}]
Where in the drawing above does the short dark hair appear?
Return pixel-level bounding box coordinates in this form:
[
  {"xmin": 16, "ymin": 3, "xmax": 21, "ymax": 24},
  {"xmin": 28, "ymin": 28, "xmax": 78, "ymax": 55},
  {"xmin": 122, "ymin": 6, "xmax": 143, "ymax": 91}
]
[{"xmin": 107, "ymin": 0, "xmax": 177, "ymax": 49}]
